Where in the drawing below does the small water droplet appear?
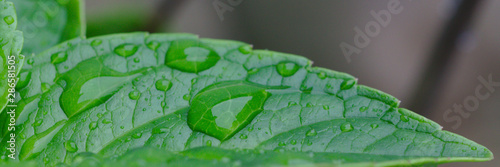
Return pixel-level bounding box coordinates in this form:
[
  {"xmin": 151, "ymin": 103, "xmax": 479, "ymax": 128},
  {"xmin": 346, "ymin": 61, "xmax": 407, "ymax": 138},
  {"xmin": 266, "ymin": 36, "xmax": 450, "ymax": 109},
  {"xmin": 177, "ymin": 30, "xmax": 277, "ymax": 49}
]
[
  {"xmin": 147, "ymin": 41, "xmax": 160, "ymax": 50},
  {"xmin": 306, "ymin": 129, "xmax": 317, "ymax": 136},
  {"xmin": 132, "ymin": 132, "xmax": 142, "ymax": 139},
  {"xmin": 317, "ymin": 72, "xmax": 327, "ymax": 79},
  {"xmin": 161, "ymin": 101, "xmax": 167, "ymax": 107},
  {"xmin": 206, "ymin": 140, "xmax": 212, "ymax": 146},
  {"xmin": 27, "ymin": 58, "xmax": 34, "ymax": 65},
  {"xmin": 64, "ymin": 141, "xmax": 78, "ymax": 152},
  {"xmin": 183, "ymin": 94, "xmax": 191, "ymax": 101},
  {"xmin": 239, "ymin": 134, "xmax": 248, "ymax": 139},
  {"xmin": 129, "ymin": 90, "xmax": 141, "ymax": 100},
  {"xmin": 290, "ymin": 139, "xmax": 297, "ymax": 145},
  {"xmin": 288, "ymin": 101, "xmax": 298, "ymax": 106},
  {"xmin": 340, "ymin": 123, "xmax": 353, "ymax": 132},
  {"xmin": 248, "ymin": 126, "xmax": 254, "ymax": 132},
  {"xmin": 278, "ymin": 141, "xmax": 286, "ymax": 146},
  {"xmin": 247, "ymin": 68, "xmax": 259, "ymax": 74},
  {"xmin": 276, "ymin": 62, "xmax": 300, "ymax": 77},
  {"xmin": 340, "ymin": 79, "xmax": 356, "ymax": 90},
  {"xmin": 114, "ymin": 44, "xmax": 139, "ymax": 57},
  {"xmin": 152, "ymin": 127, "xmax": 168, "ymax": 134},
  {"xmin": 133, "ymin": 57, "xmax": 140, "ymax": 63},
  {"xmin": 41, "ymin": 82, "xmax": 50, "ymax": 93},
  {"xmin": 3, "ymin": 16, "xmax": 14, "ymax": 25},
  {"xmin": 238, "ymin": 45, "xmax": 252, "ymax": 54},
  {"xmin": 33, "ymin": 119, "xmax": 43, "ymax": 127},
  {"xmin": 89, "ymin": 121, "xmax": 98, "ymax": 130},
  {"xmin": 50, "ymin": 52, "xmax": 68, "ymax": 64},
  {"xmin": 120, "ymin": 126, "xmax": 125, "ymax": 129},
  {"xmin": 96, "ymin": 113, "xmax": 103, "ymax": 118},
  {"xmin": 323, "ymin": 105, "xmax": 329, "ymax": 110},
  {"xmin": 360, "ymin": 106, "xmax": 368, "ymax": 112},
  {"xmin": 102, "ymin": 119, "xmax": 112, "ymax": 124},
  {"xmin": 471, "ymin": 146, "xmax": 477, "ymax": 150},
  {"xmin": 155, "ymin": 79, "xmax": 172, "ymax": 92},
  {"xmin": 91, "ymin": 39, "xmax": 102, "ymax": 46},
  {"xmin": 370, "ymin": 124, "xmax": 379, "ymax": 129},
  {"xmin": 400, "ymin": 115, "xmax": 410, "ymax": 122}
]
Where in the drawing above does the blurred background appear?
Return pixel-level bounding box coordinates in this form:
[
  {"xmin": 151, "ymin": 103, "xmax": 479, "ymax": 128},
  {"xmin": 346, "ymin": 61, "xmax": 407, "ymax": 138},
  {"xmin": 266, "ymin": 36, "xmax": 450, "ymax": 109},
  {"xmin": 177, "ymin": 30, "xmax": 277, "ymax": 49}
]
[{"xmin": 86, "ymin": 0, "xmax": 499, "ymax": 166}]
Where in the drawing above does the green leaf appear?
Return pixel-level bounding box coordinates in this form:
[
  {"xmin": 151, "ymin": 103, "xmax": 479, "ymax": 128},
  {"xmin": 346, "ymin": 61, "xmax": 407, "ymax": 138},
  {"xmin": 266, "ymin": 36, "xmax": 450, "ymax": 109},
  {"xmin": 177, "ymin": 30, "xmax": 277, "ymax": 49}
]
[
  {"xmin": 0, "ymin": 0, "xmax": 24, "ymax": 114},
  {"xmin": 0, "ymin": 33, "xmax": 492, "ymax": 166},
  {"xmin": 11, "ymin": 0, "xmax": 84, "ymax": 55}
]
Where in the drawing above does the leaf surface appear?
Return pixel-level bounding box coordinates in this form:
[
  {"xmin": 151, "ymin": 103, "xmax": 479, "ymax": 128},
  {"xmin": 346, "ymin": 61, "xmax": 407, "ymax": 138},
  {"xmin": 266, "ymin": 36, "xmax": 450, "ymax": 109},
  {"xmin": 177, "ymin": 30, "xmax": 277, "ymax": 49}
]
[{"xmin": 0, "ymin": 33, "xmax": 492, "ymax": 166}]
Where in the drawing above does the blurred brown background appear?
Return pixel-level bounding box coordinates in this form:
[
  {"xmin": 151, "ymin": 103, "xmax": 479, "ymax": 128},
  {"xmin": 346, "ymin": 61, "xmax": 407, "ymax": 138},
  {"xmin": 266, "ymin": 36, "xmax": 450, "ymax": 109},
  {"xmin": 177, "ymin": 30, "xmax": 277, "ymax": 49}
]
[{"xmin": 86, "ymin": 0, "xmax": 500, "ymax": 166}]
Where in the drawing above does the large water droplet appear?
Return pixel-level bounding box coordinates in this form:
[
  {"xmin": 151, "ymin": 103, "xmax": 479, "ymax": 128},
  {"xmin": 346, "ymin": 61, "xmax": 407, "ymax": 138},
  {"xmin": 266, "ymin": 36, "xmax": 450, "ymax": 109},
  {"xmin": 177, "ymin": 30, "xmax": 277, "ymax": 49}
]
[
  {"xmin": 340, "ymin": 123, "xmax": 353, "ymax": 132},
  {"xmin": 3, "ymin": 16, "xmax": 14, "ymax": 25},
  {"xmin": 64, "ymin": 141, "xmax": 78, "ymax": 152},
  {"xmin": 155, "ymin": 79, "xmax": 172, "ymax": 92},
  {"xmin": 114, "ymin": 44, "xmax": 139, "ymax": 57},
  {"xmin": 51, "ymin": 52, "xmax": 68, "ymax": 64},
  {"xmin": 276, "ymin": 62, "xmax": 300, "ymax": 77},
  {"xmin": 165, "ymin": 39, "xmax": 220, "ymax": 73},
  {"xmin": 306, "ymin": 129, "xmax": 317, "ymax": 136},
  {"xmin": 187, "ymin": 81, "xmax": 270, "ymax": 141}
]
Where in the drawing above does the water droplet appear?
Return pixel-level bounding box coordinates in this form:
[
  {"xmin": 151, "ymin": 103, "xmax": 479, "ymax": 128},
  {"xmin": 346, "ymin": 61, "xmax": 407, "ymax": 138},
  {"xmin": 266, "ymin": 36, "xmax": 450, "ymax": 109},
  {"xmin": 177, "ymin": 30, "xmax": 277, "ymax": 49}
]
[
  {"xmin": 114, "ymin": 44, "xmax": 139, "ymax": 57},
  {"xmin": 41, "ymin": 82, "xmax": 50, "ymax": 93},
  {"xmin": 96, "ymin": 113, "xmax": 103, "ymax": 118},
  {"xmin": 64, "ymin": 141, "xmax": 78, "ymax": 152},
  {"xmin": 3, "ymin": 16, "xmax": 14, "ymax": 25},
  {"xmin": 147, "ymin": 41, "xmax": 160, "ymax": 50},
  {"xmin": 322, "ymin": 105, "xmax": 329, "ymax": 110},
  {"xmin": 183, "ymin": 94, "xmax": 191, "ymax": 101},
  {"xmin": 27, "ymin": 58, "xmax": 34, "ymax": 65},
  {"xmin": 290, "ymin": 139, "xmax": 297, "ymax": 145},
  {"xmin": 50, "ymin": 52, "xmax": 68, "ymax": 64},
  {"xmin": 206, "ymin": 140, "xmax": 212, "ymax": 146},
  {"xmin": 360, "ymin": 106, "xmax": 368, "ymax": 112},
  {"xmin": 238, "ymin": 45, "xmax": 252, "ymax": 54},
  {"xmin": 165, "ymin": 39, "xmax": 220, "ymax": 73},
  {"xmin": 247, "ymin": 68, "xmax": 259, "ymax": 74},
  {"xmin": 102, "ymin": 119, "xmax": 112, "ymax": 124},
  {"xmin": 155, "ymin": 79, "xmax": 172, "ymax": 92},
  {"xmin": 276, "ymin": 62, "xmax": 300, "ymax": 77},
  {"xmin": 370, "ymin": 124, "xmax": 379, "ymax": 129},
  {"xmin": 129, "ymin": 90, "xmax": 141, "ymax": 100},
  {"xmin": 239, "ymin": 134, "xmax": 248, "ymax": 139},
  {"xmin": 340, "ymin": 123, "xmax": 353, "ymax": 132},
  {"xmin": 161, "ymin": 101, "xmax": 167, "ymax": 107},
  {"xmin": 288, "ymin": 101, "xmax": 298, "ymax": 106},
  {"xmin": 152, "ymin": 127, "xmax": 168, "ymax": 134},
  {"xmin": 400, "ymin": 115, "xmax": 410, "ymax": 122},
  {"xmin": 307, "ymin": 140, "xmax": 313, "ymax": 146},
  {"xmin": 16, "ymin": 71, "xmax": 31, "ymax": 89},
  {"xmin": 340, "ymin": 79, "xmax": 356, "ymax": 90},
  {"xmin": 33, "ymin": 119, "xmax": 43, "ymax": 127},
  {"xmin": 133, "ymin": 57, "xmax": 140, "ymax": 63},
  {"xmin": 91, "ymin": 39, "xmax": 102, "ymax": 46},
  {"xmin": 317, "ymin": 72, "xmax": 327, "ymax": 79},
  {"xmin": 89, "ymin": 122, "xmax": 98, "ymax": 130},
  {"xmin": 278, "ymin": 141, "xmax": 286, "ymax": 146},
  {"xmin": 132, "ymin": 132, "xmax": 142, "ymax": 139},
  {"xmin": 306, "ymin": 103, "xmax": 313, "ymax": 107},
  {"xmin": 120, "ymin": 126, "xmax": 125, "ymax": 129},
  {"xmin": 188, "ymin": 81, "xmax": 270, "ymax": 141},
  {"xmin": 471, "ymin": 146, "xmax": 477, "ymax": 150},
  {"xmin": 306, "ymin": 129, "xmax": 317, "ymax": 136},
  {"xmin": 247, "ymin": 126, "xmax": 254, "ymax": 132}
]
